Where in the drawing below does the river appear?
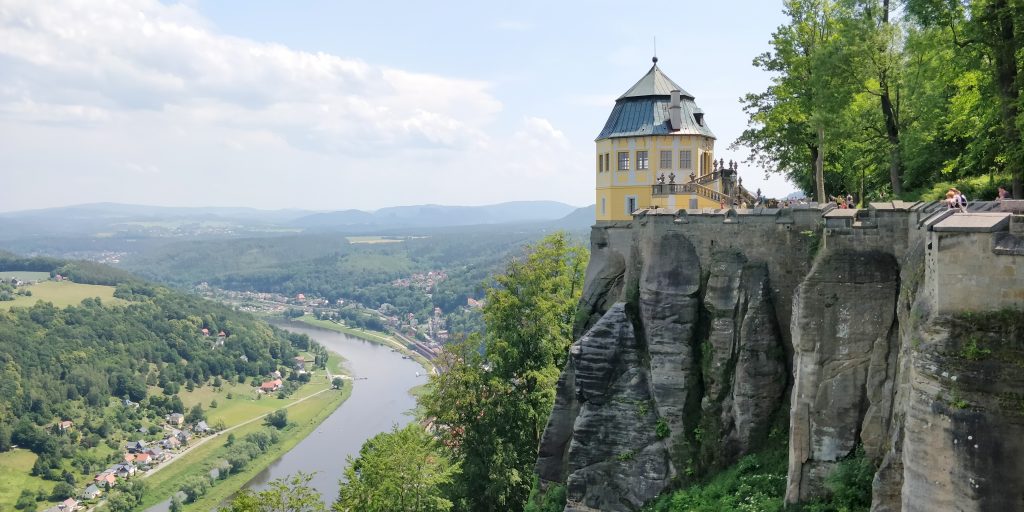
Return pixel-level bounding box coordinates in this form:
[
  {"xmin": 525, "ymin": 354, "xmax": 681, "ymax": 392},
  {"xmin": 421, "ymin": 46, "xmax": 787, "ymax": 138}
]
[{"xmin": 146, "ymin": 321, "xmax": 426, "ymax": 510}]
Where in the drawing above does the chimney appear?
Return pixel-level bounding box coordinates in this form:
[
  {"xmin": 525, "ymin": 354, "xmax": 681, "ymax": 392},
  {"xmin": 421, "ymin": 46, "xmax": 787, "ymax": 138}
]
[{"xmin": 669, "ymin": 89, "xmax": 682, "ymax": 130}]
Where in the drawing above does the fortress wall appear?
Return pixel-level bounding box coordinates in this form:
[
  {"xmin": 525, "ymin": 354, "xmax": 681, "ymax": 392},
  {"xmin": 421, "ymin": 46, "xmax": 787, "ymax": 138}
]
[{"xmin": 930, "ymin": 230, "xmax": 1024, "ymax": 314}]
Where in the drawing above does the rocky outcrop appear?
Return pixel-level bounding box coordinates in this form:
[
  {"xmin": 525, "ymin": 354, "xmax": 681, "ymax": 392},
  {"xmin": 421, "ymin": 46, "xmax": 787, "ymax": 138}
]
[
  {"xmin": 574, "ymin": 226, "xmax": 627, "ymax": 337},
  {"xmin": 636, "ymin": 231, "xmax": 702, "ymax": 461},
  {"xmin": 897, "ymin": 312, "xmax": 1024, "ymax": 511},
  {"xmin": 537, "ymin": 227, "xmax": 789, "ymax": 511},
  {"xmin": 699, "ymin": 251, "xmax": 786, "ymax": 468},
  {"xmin": 538, "ymin": 302, "xmax": 672, "ymax": 512},
  {"xmin": 538, "ymin": 205, "xmax": 1024, "ymax": 512},
  {"xmin": 785, "ymin": 250, "xmax": 900, "ymax": 502}
]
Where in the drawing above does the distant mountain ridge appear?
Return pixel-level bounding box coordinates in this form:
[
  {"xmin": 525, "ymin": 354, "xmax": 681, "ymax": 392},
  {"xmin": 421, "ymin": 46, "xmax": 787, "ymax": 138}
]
[
  {"xmin": 0, "ymin": 201, "xmax": 587, "ymax": 240},
  {"xmin": 292, "ymin": 201, "xmax": 579, "ymax": 230}
]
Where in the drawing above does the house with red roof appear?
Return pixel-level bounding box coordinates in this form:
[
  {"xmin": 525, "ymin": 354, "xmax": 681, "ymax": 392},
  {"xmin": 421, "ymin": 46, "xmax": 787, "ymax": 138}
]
[
  {"xmin": 94, "ymin": 472, "xmax": 117, "ymax": 487},
  {"xmin": 260, "ymin": 378, "xmax": 283, "ymax": 392}
]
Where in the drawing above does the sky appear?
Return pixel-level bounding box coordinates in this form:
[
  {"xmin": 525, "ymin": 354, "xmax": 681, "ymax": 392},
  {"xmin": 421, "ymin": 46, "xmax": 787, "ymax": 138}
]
[{"xmin": 0, "ymin": 0, "xmax": 797, "ymax": 213}]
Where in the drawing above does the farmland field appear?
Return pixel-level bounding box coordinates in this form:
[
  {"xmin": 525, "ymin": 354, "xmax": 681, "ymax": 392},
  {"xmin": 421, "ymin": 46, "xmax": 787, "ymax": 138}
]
[{"xmin": 2, "ymin": 280, "xmax": 125, "ymax": 310}]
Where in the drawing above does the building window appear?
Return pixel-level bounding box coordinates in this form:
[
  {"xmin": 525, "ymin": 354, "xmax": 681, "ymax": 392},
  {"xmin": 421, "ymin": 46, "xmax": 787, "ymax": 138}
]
[
  {"xmin": 625, "ymin": 195, "xmax": 638, "ymax": 216},
  {"xmin": 637, "ymin": 151, "xmax": 649, "ymax": 170},
  {"xmin": 618, "ymin": 152, "xmax": 630, "ymax": 170},
  {"xmin": 605, "ymin": 153, "xmax": 610, "ymax": 172},
  {"xmin": 596, "ymin": 154, "xmax": 601, "ymax": 173},
  {"xmin": 680, "ymin": 150, "xmax": 692, "ymax": 169},
  {"xmin": 660, "ymin": 150, "xmax": 672, "ymax": 169},
  {"xmin": 601, "ymin": 198, "xmax": 606, "ymax": 215}
]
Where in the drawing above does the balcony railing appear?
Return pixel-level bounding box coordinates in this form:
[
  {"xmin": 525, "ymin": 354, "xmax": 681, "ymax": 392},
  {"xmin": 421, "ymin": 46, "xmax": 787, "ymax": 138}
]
[{"xmin": 651, "ymin": 183, "xmax": 727, "ymax": 202}]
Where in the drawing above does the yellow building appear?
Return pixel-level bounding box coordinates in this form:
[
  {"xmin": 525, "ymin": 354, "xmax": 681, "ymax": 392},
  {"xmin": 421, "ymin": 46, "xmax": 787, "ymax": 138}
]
[{"xmin": 595, "ymin": 58, "xmax": 747, "ymax": 222}]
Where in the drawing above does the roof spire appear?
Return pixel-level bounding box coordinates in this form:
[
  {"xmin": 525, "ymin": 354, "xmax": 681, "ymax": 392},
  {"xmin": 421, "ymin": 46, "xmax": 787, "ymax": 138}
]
[{"xmin": 652, "ymin": 37, "xmax": 658, "ymax": 64}]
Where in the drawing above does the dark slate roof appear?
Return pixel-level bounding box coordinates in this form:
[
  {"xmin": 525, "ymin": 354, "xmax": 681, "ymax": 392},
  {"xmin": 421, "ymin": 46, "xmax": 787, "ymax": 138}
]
[
  {"xmin": 618, "ymin": 63, "xmax": 693, "ymax": 100},
  {"xmin": 596, "ymin": 97, "xmax": 716, "ymax": 140},
  {"xmin": 597, "ymin": 62, "xmax": 715, "ymax": 140}
]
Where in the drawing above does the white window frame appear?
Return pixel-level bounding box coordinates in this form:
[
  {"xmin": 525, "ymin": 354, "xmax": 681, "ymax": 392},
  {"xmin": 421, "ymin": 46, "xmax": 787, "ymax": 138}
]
[
  {"xmin": 617, "ymin": 152, "xmax": 630, "ymax": 171},
  {"xmin": 660, "ymin": 150, "xmax": 672, "ymax": 169},
  {"xmin": 680, "ymin": 150, "xmax": 692, "ymax": 170},
  {"xmin": 636, "ymin": 151, "xmax": 649, "ymax": 170}
]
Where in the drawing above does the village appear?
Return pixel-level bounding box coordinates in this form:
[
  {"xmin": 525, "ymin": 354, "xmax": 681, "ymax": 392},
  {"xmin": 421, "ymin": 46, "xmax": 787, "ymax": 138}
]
[
  {"xmin": 41, "ymin": 352, "xmax": 315, "ymax": 512},
  {"xmin": 193, "ymin": 271, "xmax": 485, "ymax": 359}
]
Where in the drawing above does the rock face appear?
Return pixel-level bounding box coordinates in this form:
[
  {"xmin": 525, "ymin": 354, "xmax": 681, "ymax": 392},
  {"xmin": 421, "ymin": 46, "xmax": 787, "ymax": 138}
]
[
  {"xmin": 537, "ymin": 206, "xmax": 1024, "ymax": 512},
  {"xmin": 636, "ymin": 231, "xmax": 702, "ymax": 462},
  {"xmin": 537, "ymin": 302, "xmax": 672, "ymax": 512},
  {"xmin": 896, "ymin": 313, "xmax": 1024, "ymax": 511},
  {"xmin": 699, "ymin": 251, "xmax": 786, "ymax": 468},
  {"xmin": 536, "ymin": 227, "xmax": 788, "ymax": 511},
  {"xmin": 785, "ymin": 250, "xmax": 900, "ymax": 502}
]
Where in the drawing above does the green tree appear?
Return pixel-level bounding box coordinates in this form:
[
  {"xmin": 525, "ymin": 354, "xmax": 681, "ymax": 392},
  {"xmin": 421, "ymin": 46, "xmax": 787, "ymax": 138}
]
[
  {"xmin": 50, "ymin": 481, "xmax": 75, "ymax": 500},
  {"xmin": 905, "ymin": 0, "xmax": 1024, "ymax": 198},
  {"xmin": 331, "ymin": 377, "xmax": 344, "ymax": 390},
  {"xmin": 421, "ymin": 232, "xmax": 587, "ymax": 512},
  {"xmin": 264, "ymin": 409, "xmax": 288, "ymax": 429},
  {"xmin": 335, "ymin": 424, "xmax": 458, "ymax": 512},
  {"xmin": 186, "ymin": 403, "xmax": 206, "ymax": 424},
  {"xmin": 170, "ymin": 496, "xmax": 184, "ymax": 512},
  {"xmin": 222, "ymin": 473, "xmax": 324, "ymax": 512},
  {"xmin": 15, "ymin": 489, "xmax": 35, "ymax": 510}
]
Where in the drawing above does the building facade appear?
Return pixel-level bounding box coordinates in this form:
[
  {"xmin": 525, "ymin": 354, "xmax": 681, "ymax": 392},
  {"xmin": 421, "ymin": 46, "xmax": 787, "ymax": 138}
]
[{"xmin": 596, "ymin": 58, "xmax": 744, "ymax": 222}]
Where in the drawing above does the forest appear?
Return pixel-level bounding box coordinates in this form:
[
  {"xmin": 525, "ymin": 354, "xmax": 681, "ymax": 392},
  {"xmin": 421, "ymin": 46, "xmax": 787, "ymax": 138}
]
[
  {"xmin": 119, "ymin": 228, "xmax": 583, "ymax": 320},
  {"xmin": 0, "ymin": 255, "xmax": 314, "ymax": 510},
  {"xmin": 739, "ymin": 0, "xmax": 1024, "ymax": 204}
]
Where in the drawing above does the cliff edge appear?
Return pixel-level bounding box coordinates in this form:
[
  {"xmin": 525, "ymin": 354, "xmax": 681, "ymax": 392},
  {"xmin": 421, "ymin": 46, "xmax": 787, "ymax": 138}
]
[{"xmin": 536, "ymin": 201, "xmax": 1024, "ymax": 511}]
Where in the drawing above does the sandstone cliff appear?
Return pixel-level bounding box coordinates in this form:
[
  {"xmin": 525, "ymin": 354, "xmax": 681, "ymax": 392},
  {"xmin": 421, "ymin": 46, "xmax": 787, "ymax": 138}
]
[{"xmin": 536, "ymin": 202, "xmax": 1024, "ymax": 512}]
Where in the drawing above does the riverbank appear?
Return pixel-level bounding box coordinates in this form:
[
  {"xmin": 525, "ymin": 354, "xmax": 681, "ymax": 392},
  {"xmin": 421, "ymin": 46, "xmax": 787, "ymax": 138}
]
[
  {"xmin": 291, "ymin": 316, "xmax": 435, "ymax": 373},
  {"xmin": 138, "ymin": 352, "xmax": 350, "ymax": 511}
]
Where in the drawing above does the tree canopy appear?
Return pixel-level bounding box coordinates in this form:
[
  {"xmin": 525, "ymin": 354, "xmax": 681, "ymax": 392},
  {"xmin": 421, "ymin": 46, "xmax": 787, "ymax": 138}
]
[{"xmin": 736, "ymin": 0, "xmax": 1024, "ymax": 202}]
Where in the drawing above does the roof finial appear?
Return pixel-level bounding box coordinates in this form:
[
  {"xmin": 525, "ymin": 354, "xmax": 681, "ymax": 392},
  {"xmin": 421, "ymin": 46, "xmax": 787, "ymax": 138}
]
[{"xmin": 652, "ymin": 37, "xmax": 658, "ymax": 64}]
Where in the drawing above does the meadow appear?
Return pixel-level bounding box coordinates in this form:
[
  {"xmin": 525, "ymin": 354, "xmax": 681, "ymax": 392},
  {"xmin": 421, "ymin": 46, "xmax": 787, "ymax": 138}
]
[{"xmin": 2, "ymin": 280, "xmax": 124, "ymax": 310}]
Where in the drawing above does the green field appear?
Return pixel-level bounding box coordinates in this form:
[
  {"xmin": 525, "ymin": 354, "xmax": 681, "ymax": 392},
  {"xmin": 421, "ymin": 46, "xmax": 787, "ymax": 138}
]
[
  {"xmin": 0, "ymin": 271, "xmax": 52, "ymax": 281},
  {"xmin": 0, "ymin": 449, "xmax": 53, "ymax": 510},
  {"xmin": 2, "ymin": 280, "xmax": 125, "ymax": 310}
]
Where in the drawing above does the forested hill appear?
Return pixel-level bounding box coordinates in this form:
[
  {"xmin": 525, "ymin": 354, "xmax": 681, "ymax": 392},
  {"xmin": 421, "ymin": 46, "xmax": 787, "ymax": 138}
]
[{"xmin": 0, "ymin": 255, "xmax": 311, "ymax": 499}]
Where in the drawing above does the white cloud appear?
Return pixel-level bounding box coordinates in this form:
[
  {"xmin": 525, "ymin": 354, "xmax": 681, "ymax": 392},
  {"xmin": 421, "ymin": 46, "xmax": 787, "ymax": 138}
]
[
  {"xmin": 0, "ymin": 1, "xmax": 597, "ymax": 212},
  {"xmin": 0, "ymin": 0, "xmax": 501, "ymax": 155}
]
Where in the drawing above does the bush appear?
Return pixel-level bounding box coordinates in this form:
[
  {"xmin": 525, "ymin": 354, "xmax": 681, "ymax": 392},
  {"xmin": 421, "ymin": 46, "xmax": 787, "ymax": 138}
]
[
  {"xmin": 15, "ymin": 489, "xmax": 35, "ymax": 510},
  {"xmin": 264, "ymin": 409, "xmax": 288, "ymax": 429},
  {"xmin": 823, "ymin": 447, "xmax": 874, "ymax": 511},
  {"xmin": 525, "ymin": 479, "xmax": 567, "ymax": 512}
]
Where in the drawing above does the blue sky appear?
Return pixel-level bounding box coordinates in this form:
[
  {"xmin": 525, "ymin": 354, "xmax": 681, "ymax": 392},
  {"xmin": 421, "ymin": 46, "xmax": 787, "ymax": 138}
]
[{"xmin": 0, "ymin": 0, "xmax": 795, "ymax": 212}]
